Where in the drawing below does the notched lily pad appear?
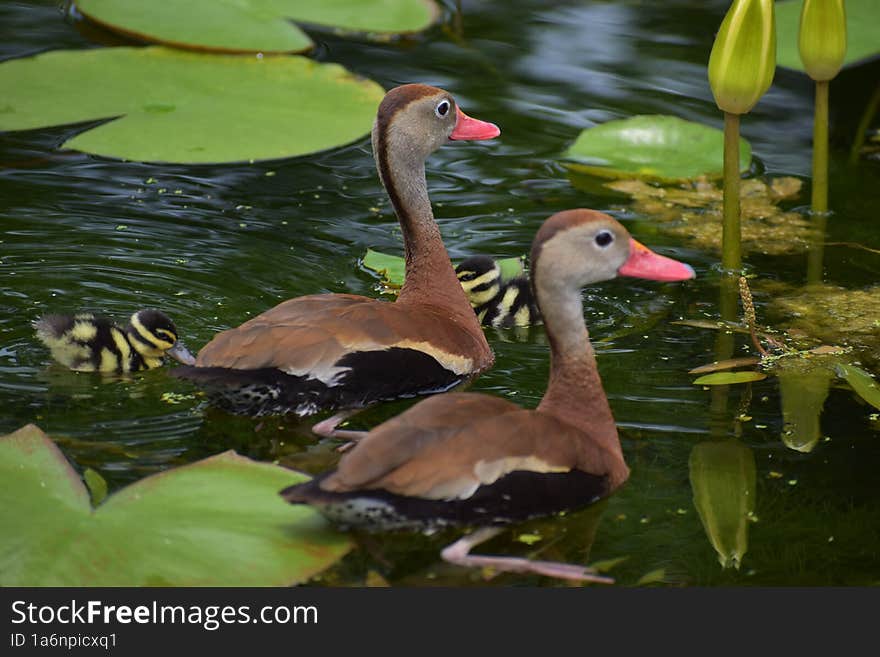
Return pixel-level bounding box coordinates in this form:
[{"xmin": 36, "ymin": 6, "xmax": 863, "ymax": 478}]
[
  {"xmin": 76, "ymin": 0, "xmax": 440, "ymax": 54},
  {"xmin": 0, "ymin": 424, "xmax": 351, "ymax": 586},
  {"xmin": 562, "ymin": 115, "xmax": 751, "ymax": 183},
  {"xmin": 777, "ymin": 0, "xmax": 880, "ymax": 73},
  {"xmin": 607, "ymin": 176, "xmax": 811, "ymax": 255},
  {"xmin": 0, "ymin": 47, "xmax": 384, "ymax": 164}
]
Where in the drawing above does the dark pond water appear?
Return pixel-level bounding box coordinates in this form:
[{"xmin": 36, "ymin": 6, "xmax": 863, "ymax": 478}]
[{"xmin": 2, "ymin": 0, "xmax": 879, "ymax": 586}]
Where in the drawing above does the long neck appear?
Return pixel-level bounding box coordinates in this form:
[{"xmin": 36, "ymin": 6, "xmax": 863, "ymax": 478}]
[
  {"xmin": 376, "ymin": 138, "xmax": 477, "ymax": 318},
  {"xmin": 535, "ymin": 282, "xmax": 624, "ymax": 466}
]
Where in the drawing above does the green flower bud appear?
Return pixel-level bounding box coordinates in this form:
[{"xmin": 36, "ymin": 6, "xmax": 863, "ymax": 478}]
[
  {"xmin": 798, "ymin": 0, "xmax": 847, "ymax": 81},
  {"xmin": 709, "ymin": 0, "xmax": 777, "ymax": 115}
]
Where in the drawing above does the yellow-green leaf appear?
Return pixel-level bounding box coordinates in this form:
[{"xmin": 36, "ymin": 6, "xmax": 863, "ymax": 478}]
[
  {"xmin": 693, "ymin": 371, "xmax": 767, "ymax": 386},
  {"xmin": 836, "ymin": 364, "xmax": 880, "ymax": 410}
]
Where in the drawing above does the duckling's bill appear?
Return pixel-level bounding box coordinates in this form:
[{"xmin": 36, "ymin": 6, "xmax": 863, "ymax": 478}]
[{"xmin": 166, "ymin": 341, "xmax": 196, "ymax": 366}]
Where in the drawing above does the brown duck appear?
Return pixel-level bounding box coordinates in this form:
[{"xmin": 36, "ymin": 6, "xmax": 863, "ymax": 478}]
[
  {"xmin": 282, "ymin": 209, "xmax": 696, "ymax": 581},
  {"xmin": 173, "ymin": 85, "xmax": 500, "ymax": 434}
]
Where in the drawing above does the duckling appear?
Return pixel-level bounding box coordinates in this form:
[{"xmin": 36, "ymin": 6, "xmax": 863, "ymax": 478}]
[
  {"xmin": 34, "ymin": 309, "xmax": 195, "ymax": 373},
  {"xmin": 456, "ymin": 255, "xmax": 540, "ymax": 328}
]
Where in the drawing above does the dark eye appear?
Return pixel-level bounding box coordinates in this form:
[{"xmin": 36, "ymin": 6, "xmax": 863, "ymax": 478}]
[
  {"xmin": 435, "ymin": 100, "xmax": 450, "ymax": 118},
  {"xmin": 595, "ymin": 230, "xmax": 614, "ymax": 247}
]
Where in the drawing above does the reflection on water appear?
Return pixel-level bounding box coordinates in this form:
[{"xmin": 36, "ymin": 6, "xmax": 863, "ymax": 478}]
[{"xmin": 1, "ymin": 0, "xmax": 879, "ymax": 585}]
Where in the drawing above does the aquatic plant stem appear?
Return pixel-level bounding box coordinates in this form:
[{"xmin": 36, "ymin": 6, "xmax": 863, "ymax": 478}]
[
  {"xmin": 721, "ymin": 112, "xmax": 742, "ymax": 271},
  {"xmin": 848, "ymin": 83, "xmax": 880, "ymax": 166},
  {"xmin": 812, "ymin": 80, "xmax": 829, "ymax": 213}
]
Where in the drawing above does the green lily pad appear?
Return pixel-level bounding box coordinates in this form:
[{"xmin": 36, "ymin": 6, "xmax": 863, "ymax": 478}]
[
  {"xmin": 0, "ymin": 47, "xmax": 384, "ymax": 164},
  {"xmin": 76, "ymin": 0, "xmax": 440, "ymax": 53},
  {"xmin": 777, "ymin": 0, "xmax": 880, "ymax": 73},
  {"xmin": 362, "ymin": 249, "xmax": 525, "ymax": 289},
  {"xmin": 562, "ymin": 115, "xmax": 752, "ymax": 183},
  {"xmin": 693, "ymin": 371, "xmax": 767, "ymax": 386},
  {"xmin": 836, "ymin": 364, "xmax": 880, "ymax": 410},
  {"xmin": 0, "ymin": 424, "xmax": 351, "ymax": 586}
]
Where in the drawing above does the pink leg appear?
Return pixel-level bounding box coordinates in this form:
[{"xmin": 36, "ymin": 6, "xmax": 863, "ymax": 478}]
[
  {"xmin": 311, "ymin": 411, "xmax": 369, "ymax": 444},
  {"xmin": 441, "ymin": 527, "xmax": 614, "ymax": 584}
]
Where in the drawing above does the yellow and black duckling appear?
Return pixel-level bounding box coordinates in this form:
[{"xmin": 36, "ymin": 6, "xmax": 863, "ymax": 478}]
[
  {"xmin": 34, "ymin": 309, "xmax": 195, "ymax": 373},
  {"xmin": 456, "ymin": 255, "xmax": 540, "ymax": 328}
]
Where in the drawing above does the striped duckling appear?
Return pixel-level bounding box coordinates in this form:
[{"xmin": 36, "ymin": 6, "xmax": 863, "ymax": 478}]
[
  {"xmin": 456, "ymin": 255, "xmax": 540, "ymax": 328},
  {"xmin": 34, "ymin": 309, "xmax": 194, "ymax": 373}
]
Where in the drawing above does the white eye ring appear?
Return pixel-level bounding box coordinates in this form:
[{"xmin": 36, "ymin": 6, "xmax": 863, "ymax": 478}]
[
  {"xmin": 595, "ymin": 230, "xmax": 614, "ymax": 248},
  {"xmin": 435, "ymin": 100, "xmax": 451, "ymax": 118}
]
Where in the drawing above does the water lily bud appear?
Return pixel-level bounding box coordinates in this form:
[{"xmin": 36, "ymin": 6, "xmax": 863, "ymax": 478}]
[
  {"xmin": 708, "ymin": 0, "xmax": 777, "ymax": 115},
  {"xmin": 798, "ymin": 0, "xmax": 847, "ymax": 81},
  {"xmin": 689, "ymin": 440, "xmax": 756, "ymax": 569}
]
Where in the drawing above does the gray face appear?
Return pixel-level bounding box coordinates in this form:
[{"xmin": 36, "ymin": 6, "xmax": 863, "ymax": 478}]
[
  {"xmin": 390, "ymin": 93, "xmax": 459, "ymax": 158},
  {"xmin": 535, "ymin": 219, "xmax": 631, "ymax": 292}
]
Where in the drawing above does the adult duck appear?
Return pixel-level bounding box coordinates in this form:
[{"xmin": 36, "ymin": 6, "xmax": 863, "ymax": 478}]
[
  {"xmin": 173, "ymin": 85, "xmax": 500, "ymax": 433},
  {"xmin": 282, "ymin": 209, "xmax": 695, "ymax": 581}
]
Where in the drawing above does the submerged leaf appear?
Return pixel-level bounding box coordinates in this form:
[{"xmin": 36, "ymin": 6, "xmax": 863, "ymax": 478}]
[
  {"xmin": 608, "ymin": 176, "xmax": 811, "ymax": 256},
  {"xmin": 769, "ymin": 283, "xmax": 880, "ymax": 359},
  {"xmin": 693, "ymin": 371, "xmax": 767, "ymax": 386},
  {"xmin": 836, "ymin": 364, "xmax": 880, "ymax": 410},
  {"xmin": 562, "ymin": 115, "xmax": 751, "ymax": 182},
  {"xmin": 635, "ymin": 568, "xmax": 667, "ymax": 586},
  {"xmin": 76, "ymin": 0, "xmax": 440, "ymax": 53},
  {"xmin": 0, "ymin": 424, "xmax": 350, "ymax": 586},
  {"xmin": 0, "ymin": 47, "xmax": 384, "ymax": 164}
]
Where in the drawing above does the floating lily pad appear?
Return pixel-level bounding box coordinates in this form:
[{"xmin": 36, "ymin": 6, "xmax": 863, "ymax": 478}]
[
  {"xmin": 562, "ymin": 115, "xmax": 751, "ymax": 183},
  {"xmin": 362, "ymin": 248, "xmax": 525, "ymax": 290},
  {"xmin": 0, "ymin": 424, "xmax": 350, "ymax": 586},
  {"xmin": 836, "ymin": 364, "xmax": 880, "ymax": 411},
  {"xmin": 777, "ymin": 0, "xmax": 880, "ymax": 73},
  {"xmin": 0, "ymin": 47, "xmax": 384, "ymax": 164},
  {"xmin": 693, "ymin": 371, "xmax": 767, "ymax": 386},
  {"xmin": 76, "ymin": 0, "xmax": 440, "ymax": 53}
]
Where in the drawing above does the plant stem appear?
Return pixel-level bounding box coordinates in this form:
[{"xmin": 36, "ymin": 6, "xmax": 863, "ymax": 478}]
[
  {"xmin": 721, "ymin": 112, "xmax": 741, "ymax": 271},
  {"xmin": 812, "ymin": 80, "xmax": 829, "ymax": 214},
  {"xmin": 848, "ymin": 82, "xmax": 880, "ymax": 166}
]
